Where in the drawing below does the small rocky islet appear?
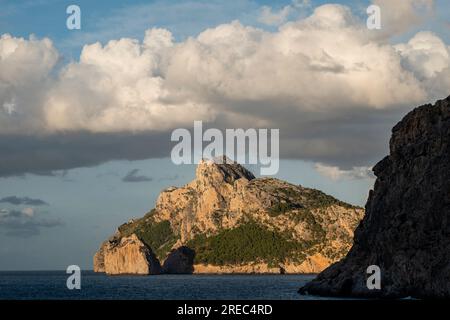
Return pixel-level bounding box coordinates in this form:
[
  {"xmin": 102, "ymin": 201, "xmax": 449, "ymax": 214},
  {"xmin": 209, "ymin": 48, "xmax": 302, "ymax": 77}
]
[{"xmin": 94, "ymin": 158, "xmax": 364, "ymax": 275}]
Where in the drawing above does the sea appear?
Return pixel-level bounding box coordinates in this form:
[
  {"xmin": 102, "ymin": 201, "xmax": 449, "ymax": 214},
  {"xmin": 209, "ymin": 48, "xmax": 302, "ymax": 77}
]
[{"xmin": 0, "ymin": 271, "xmax": 337, "ymax": 300}]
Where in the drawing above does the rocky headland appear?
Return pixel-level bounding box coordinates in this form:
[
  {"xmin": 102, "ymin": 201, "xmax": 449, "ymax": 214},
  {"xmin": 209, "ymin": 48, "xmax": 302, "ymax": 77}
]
[
  {"xmin": 300, "ymin": 96, "xmax": 450, "ymax": 299},
  {"xmin": 94, "ymin": 158, "xmax": 364, "ymax": 275}
]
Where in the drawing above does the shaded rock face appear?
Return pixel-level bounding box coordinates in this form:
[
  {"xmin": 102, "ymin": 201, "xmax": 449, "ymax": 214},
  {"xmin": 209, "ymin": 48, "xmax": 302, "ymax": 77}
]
[
  {"xmin": 300, "ymin": 96, "xmax": 450, "ymax": 299},
  {"xmin": 96, "ymin": 234, "xmax": 162, "ymax": 275},
  {"xmin": 95, "ymin": 158, "xmax": 363, "ymax": 274},
  {"xmin": 162, "ymin": 246, "xmax": 195, "ymax": 274}
]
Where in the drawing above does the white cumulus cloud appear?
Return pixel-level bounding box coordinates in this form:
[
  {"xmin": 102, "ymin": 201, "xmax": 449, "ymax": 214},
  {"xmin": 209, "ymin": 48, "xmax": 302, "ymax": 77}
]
[
  {"xmin": 372, "ymin": 0, "xmax": 434, "ymax": 37},
  {"xmin": 44, "ymin": 29, "xmax": 214, "ymax": 133},
  {"xmin": 1, "ymin": 5, "xmax": 447, "ymax": 134},
  {"xmin": 0, "ymin": 3, "xmax": 448, "ymax": 174},
  {"xmin": 0, "ymin": 34, "xmax": 59, "ymax": 134}
]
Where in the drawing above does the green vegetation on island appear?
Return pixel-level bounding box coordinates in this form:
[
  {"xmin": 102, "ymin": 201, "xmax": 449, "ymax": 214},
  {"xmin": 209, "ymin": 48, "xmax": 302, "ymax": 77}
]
[
  {"xmin": 186, "ymin": 221, "xmax": 307, "ymax": 266},
  {"xmin": 118, "ymin": 212, "xmax": 178, "ymax": 261}
]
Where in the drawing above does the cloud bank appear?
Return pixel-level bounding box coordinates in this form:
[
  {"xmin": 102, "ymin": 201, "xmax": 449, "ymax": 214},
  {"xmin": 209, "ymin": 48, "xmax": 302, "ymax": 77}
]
[
  {"xmin": 0, "ymin": 196, "xmax": 48, "ymax": 206},
  {"xmin": 314, "ymin": 163, "xmax": 374, "ymax": 181},
  {"xmin": 0, "ymin": 208, "xmax": 62, "ymax": 237},
  {"xmin": 0, "ymin": 2, "xmax": 448, "ymax": 176}
]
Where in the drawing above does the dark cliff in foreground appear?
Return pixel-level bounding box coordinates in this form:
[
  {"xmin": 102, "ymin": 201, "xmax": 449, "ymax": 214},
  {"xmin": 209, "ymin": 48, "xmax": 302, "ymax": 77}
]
[{"xmin": 300, "ymin": 96, "xmax": 450, "ymax": 299}]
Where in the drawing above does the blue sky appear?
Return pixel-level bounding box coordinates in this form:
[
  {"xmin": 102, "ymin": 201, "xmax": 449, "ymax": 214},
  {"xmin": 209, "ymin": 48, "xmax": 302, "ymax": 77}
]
[
  {"xmin": 0, "ymin": 0, "xmax": 448, "ymax": 270},
  {"xmin": 2, "ymin": 0, "xmax": 448, "ymax": 37},
  {"xmin": 0, "ymin": 0, "xmax": 377, "ymax": 56},
  {"xmin": 1, "ymin": 0, "xmax": 447, "ymax": 62}
]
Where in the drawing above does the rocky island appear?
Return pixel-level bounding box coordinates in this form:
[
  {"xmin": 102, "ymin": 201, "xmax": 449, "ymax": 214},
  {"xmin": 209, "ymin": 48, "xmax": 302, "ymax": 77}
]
[
  {"xmin": 300, "ymin": 96, "xmax": 450, "ymax": 299},
  {"xmin": 94, "ymin": 158, "xmax": 364, "ymax": 275}
]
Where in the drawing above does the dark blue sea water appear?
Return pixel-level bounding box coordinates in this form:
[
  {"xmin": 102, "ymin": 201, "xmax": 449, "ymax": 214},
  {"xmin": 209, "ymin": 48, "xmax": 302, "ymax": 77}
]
[{"xmin": 0, "ymin": 271, "xmax": 334, "ymax": 300}]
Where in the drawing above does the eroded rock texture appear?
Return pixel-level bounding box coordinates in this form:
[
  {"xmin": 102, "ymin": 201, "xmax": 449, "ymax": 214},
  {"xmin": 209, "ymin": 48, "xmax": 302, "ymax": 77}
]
[
  {"xmin": 300, "ymin": 96, "xmax": 450, "ymax": 299},
  {"xmin": 98, "ymin": 234, "xmax": 162, "ymax": 275},
  {"xmin": 95, "ymin": 158, "xmax": 364, "ymax": 274}
]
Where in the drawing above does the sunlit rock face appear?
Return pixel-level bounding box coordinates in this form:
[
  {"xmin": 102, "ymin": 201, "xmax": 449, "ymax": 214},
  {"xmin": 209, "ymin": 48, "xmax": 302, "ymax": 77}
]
[
  {"xmin": 97, "ymin": 234, "xmax": 162, "ymax": 275},
  {"xmin": 95, "ymin": 157, "xmax": 363, "ymax": 274}
]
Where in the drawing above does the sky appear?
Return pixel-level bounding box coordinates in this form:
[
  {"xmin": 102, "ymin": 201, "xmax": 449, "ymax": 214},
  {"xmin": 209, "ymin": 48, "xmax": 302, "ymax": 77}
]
[{"xmin": 0, "ymin": 0, "xmax": 449, "ymax": 270}]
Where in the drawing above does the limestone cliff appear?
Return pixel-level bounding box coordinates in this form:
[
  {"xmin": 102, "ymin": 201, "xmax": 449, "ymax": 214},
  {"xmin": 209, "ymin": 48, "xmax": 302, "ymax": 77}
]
[
  {"xmin": 95, "ymin": 234, "xmax": 162, "ymax": 275},
  {"xmin": 94, "ymin": 158, "xmax": 363, "ymax": 274},
  {"xmin": 300, "ymin": 96, "xmax": 450, "ymax": 298}
]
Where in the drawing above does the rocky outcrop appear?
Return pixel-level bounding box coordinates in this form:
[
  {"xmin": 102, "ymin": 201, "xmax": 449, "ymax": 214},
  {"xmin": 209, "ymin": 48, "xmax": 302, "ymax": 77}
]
[
  {"xmin": 300, "ymin": 96, "xmax": 450, "ymax": 299},
  {"xmin": 96, "ymin": 234, "xmax": 162, "ymax": 275},
  {"xmin": 95, "ymin": 157, "xmax": 364, "ymax": 274},
  {"xmin": 93, "ymin": 240, "xmax": 107, "ymax": 273},
  {"xmin": 154, "ymin": 158, "xmax": 258, "ymax": 243},
  {"xmin": 162, "ymin": 246, "xmax": 195, "ymax": 274}
]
